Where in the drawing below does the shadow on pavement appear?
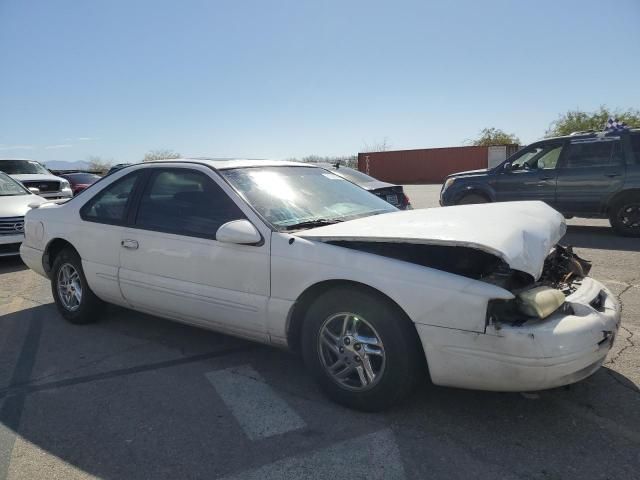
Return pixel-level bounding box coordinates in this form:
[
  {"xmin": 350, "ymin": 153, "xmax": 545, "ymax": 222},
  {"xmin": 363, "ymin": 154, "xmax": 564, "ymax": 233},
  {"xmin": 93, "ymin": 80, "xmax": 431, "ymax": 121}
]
[
  {"xmin": 0, "ymin": 257, "xmax": 28, "ymax": 275},
  {"xmin": 563, "ymin": 225, "xmax": 640, "ymax": 252},
  {"xmin": 0, "ymin": 304, "xmax": 638, "ymax": 479}
]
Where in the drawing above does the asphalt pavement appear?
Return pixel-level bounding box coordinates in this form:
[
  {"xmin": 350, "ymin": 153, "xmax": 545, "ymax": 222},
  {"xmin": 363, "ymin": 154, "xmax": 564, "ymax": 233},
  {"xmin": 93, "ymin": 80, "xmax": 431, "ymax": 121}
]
[{"xmin": 0, "ymin": 185, "xmax": 638, "ymax": 479}]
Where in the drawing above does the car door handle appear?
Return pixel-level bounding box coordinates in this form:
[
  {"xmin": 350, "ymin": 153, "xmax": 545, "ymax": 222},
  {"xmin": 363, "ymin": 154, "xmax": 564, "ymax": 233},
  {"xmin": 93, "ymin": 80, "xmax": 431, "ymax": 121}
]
[
  {"xmin": 538, "ymin": 175, "xmax": 554, "ymax": 181},
  {"xmin": 604, "ymin": 173, "xmax": 621, "ymax": 178},
  {"xmin": 121, "ymin": 239, "xmax": 139, "ymax": 250}
]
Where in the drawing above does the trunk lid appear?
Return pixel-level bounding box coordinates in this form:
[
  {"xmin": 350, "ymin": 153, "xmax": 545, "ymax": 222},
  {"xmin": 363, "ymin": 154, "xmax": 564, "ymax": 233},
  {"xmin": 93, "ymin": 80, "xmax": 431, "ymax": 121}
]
[{"xmin": 298, "ymin": 201, "xmax": 566, "ymax": 280}]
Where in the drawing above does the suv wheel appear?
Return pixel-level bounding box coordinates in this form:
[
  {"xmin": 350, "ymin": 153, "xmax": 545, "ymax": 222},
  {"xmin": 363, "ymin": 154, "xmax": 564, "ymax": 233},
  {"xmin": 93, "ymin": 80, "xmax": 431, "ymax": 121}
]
[
  {"xmin": 609, "ymin": 194, "xmax": 640, "ymax": 237},
  {"xmin": 457, "ymin": 193, "xmax": 489, "ymax": 205},
  {"xmin": 301, "ymin": 286, "xmax": 423, "ymax": 411},
  {"xmin": 51, "ymin": 248, "xmax": 104, "ymax": 324}
]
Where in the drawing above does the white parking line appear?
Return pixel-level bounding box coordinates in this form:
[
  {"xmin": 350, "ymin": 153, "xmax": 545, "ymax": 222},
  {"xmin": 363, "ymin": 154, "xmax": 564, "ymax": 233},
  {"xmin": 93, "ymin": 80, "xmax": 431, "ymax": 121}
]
[
  {"xmin": 221, "ymin": 429, "xmax": 406, "ymax": 480},
  {"xmin": 204, "ymin": 365, "xmax": 306, "ymax": 440}
]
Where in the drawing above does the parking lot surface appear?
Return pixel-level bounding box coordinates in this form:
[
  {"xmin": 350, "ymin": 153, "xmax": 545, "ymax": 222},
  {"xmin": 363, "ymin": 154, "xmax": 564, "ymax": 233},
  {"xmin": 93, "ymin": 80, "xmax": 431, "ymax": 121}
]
[{"xmin": 1, "ymin": 185, "xmax": 638, "ymax": 479}]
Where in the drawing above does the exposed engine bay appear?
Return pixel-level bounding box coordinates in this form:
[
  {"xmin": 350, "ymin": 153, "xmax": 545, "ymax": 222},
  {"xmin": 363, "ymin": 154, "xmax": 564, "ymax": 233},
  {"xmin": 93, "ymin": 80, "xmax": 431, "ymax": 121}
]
[
  {"xmin": 327, "ymin": 241, "xmax": 507, "ymax": 280},
  {"xmin": 329, "ymin": 241, "xmax": 592, "ymax": 325},
  {"xmin": 328, "ymin": 241, "xmax": 590, "ymax": 293},
  {"xmin": 538, "ymin": 244, "xmax": 591, "ymax": 295}
]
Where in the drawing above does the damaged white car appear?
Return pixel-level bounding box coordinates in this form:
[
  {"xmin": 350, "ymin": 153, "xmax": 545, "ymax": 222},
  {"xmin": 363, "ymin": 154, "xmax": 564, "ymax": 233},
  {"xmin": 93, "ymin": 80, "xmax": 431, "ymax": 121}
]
[{"xmin": 20, "ymin": 160, "xmax": 621, "ymax": 411}]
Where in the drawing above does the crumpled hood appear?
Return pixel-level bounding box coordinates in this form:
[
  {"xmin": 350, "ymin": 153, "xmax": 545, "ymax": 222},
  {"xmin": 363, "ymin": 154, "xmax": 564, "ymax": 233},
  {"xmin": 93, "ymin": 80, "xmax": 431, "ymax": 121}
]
[{"xmin": 299, "ymin": 201, "xmax": 566, "ymax": 280}]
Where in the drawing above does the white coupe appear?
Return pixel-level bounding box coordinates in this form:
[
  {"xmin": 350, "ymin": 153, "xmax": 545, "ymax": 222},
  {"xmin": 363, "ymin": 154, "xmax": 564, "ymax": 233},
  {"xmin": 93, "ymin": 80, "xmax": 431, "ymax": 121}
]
[{"xmin": 20, "ymin": 160, "xmax": 621, "ymax": 411}]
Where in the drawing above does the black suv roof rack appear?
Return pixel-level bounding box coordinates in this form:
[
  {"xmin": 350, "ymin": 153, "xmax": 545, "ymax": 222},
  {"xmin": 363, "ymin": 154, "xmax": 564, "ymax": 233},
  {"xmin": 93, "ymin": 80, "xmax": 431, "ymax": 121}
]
[{"xmin": 569, "ymin": 130, "xmax": 597, "ymax": 136}]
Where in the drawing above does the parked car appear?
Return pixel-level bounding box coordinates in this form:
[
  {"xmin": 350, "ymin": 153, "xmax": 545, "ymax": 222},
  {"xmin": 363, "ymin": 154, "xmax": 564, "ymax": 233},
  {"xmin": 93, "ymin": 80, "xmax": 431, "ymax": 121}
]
[
  {"xmin": 59, "ymin": 172, "xmax": 102, "ymax": 195},
  {"xmin": 319, "ymin": 163, "xmax": 412, "ymax": 209},
  {"xmin": 20, "ymin": 160, "xmax": 620, "ymax": 411},
  {"xmin": 0, "ymin": 172, "xmax": 46, "ymax": 257},
  {"xmin": 107, "ymin": 163, "xmax": 132, "ymax": 175},
  {"xmin": 0, "ymin": 159, "xmax": 73, "ymax": 200},
  {"xmin": 440, "ymin": 129, "xmax": 640, "ymax": 236}
]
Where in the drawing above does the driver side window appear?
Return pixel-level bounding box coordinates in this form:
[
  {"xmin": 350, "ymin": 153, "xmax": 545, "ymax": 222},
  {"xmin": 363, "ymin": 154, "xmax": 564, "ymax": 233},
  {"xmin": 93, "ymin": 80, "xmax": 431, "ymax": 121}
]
[
  {"xmin": 510, "ymin": 147, "xmax": 544, "ymax": 169},
  {"xmin": 535, "ymin": 146, "xmax": 562, "ymax": 169},
  {"xmin": 134, "ymin": 169, "xmax": 245, "ymax": 239},
  {"xmin": 510, "ymin": 144, "xmax": 562, "ymax": 170}
]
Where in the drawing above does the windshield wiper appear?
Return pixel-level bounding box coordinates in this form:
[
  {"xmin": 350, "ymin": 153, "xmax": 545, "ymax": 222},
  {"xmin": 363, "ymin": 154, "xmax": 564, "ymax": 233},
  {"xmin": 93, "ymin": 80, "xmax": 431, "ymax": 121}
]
[{"xmin": 281, "ymin": 218, "xmax": 344, "ymax": 231}]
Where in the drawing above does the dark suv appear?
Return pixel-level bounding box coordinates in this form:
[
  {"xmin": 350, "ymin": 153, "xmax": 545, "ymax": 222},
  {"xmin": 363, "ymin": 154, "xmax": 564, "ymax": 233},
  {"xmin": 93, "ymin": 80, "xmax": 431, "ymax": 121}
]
[{"xmin": 440, "ymin": 129, "xmax": 640, "ymax": 236}]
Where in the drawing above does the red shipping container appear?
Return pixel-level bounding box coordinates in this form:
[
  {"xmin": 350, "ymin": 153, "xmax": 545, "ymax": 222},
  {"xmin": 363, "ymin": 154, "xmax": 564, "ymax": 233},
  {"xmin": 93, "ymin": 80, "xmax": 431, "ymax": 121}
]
[{"xmin": 358, "ymin": 146, "xmax": 489, "ymax": 184}]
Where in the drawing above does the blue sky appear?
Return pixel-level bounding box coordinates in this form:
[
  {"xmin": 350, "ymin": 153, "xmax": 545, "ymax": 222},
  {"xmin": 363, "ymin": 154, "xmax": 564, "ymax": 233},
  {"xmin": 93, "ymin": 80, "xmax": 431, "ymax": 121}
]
[{"xmin": 1, "ymin": 0, "xmax": 638, "ymax": 164}]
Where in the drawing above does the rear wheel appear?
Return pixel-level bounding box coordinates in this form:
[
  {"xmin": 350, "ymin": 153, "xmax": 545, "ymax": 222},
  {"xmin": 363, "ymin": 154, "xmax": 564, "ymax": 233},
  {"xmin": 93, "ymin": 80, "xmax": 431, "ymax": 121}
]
[
  {"xmin": 609, "ymin": 194, "xmax": 640, "ymax": 237},
  {"xmin": 51, "ymin": 248, "xmax": 103, "ymax": 324},
  {"xmin": 301, "ymin": 286, "xmax": 423, "ymax": 411},
  {"xmin": 456, "ymin": 193, "xmax": 489, "ymax": 205}
]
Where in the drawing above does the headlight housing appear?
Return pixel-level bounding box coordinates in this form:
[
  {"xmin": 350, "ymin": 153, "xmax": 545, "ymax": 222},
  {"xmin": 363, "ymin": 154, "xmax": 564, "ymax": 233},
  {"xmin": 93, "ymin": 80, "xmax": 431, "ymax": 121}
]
[
  {"xmin": 516, "ymin": 286, "xmax": 565, "ymax": 319},
  {"xmin": 442, "ymin": 177, "xmax": 456, "ymax": 191},
  {"xmin": 60, "ymin": 180, "xmax": 71, "ymax": 189},
  {"xmin": 487, "ymin": 286, "xmax": 568, "ymax": 326}
]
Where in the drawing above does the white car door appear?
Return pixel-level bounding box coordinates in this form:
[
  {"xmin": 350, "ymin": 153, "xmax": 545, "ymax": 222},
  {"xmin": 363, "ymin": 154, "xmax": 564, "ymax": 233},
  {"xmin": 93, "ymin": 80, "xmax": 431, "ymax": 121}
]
[
  {"xmin": 72, "ymin": 170, "xmax": 144, "ymax": 305},
  {"xmin": 117, "ymin": 165, "xmax": 271, "ymax": 341}
]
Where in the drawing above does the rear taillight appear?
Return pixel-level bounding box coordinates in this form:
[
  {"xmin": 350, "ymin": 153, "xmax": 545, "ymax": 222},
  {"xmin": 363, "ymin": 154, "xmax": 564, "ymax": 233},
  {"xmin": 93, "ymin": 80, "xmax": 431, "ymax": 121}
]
[{"xmin": 402, "ymin": 193, "xmax": 411, "ymax": 209}]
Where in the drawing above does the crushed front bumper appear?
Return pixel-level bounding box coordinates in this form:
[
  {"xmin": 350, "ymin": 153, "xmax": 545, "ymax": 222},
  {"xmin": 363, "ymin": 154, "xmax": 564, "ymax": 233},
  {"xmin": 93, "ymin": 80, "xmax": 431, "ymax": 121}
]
[{"xmin": 416, "ymin": 277, "xmax": 622, "ymax": 392}]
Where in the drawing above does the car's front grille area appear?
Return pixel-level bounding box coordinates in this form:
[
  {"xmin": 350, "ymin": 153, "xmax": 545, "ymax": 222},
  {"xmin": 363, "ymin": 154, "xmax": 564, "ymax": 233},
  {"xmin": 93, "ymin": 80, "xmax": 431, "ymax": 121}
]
[
  {"xmin": 22, "ymin": 180, "xmax": 60, "ymax": 192},
  {"xmin": 0, "ymin": 216, "xmax": 25, "ymax": 236},
  {"xmin": 0, "ymin": 243, "xmax": 21, "ymax": 256}
]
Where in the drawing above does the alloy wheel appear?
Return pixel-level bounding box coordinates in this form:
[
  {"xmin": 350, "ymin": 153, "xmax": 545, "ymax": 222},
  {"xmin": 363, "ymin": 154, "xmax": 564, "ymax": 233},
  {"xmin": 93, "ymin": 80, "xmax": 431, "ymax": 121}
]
[
  {"xmin": 57, "ymin": 263, "xmax": 83, "ymax": 311},
  {"xmin": 318, "ymin": 312, "xmax": 386, "ymax": 391},
  {"xmin": 618, "ymin": 203, "xmax": 640, "ymax": 232}
]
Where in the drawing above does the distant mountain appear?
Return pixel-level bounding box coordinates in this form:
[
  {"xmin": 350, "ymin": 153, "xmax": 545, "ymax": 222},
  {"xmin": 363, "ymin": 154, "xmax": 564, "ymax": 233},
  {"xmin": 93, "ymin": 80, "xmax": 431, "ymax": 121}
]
[{"xmin": 45, "ymin": 160, "xmax": 91, "ymax": 170}]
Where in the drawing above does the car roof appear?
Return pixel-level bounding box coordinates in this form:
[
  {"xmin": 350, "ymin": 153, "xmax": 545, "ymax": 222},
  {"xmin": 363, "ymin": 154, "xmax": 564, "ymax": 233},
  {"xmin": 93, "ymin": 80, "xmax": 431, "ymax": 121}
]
[
  {"xmin": 316, "ymin": 163, "xmax": 358, "ymax": 171},
  {"xmin": 148, "ymin": 158, "xmax": 312, "ymax": 170},
  {"xmin": 542, "ymin": 128, "xmax": 640, "ymax": 142},
  {"xmin": 0, "ymin": 158, "xmax": 41, "ymax": 161}
]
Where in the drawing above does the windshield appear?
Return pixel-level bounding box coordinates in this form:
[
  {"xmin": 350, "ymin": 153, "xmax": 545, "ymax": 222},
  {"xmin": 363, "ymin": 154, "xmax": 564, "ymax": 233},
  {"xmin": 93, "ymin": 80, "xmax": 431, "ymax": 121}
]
[
  {"xmin": 330, "ymin": 167, "xmax": 378, "ymax": 184},
  {"xmin": 0, "ymin": 172, "xmax": 29, "ymax": 196},
  {"xmin": 222, "ymin": 166, "xmax": 397, "ymax": 230},
  {"xmin": 0, "ymin": 160, "xmax": 50, "ymax": 175}
]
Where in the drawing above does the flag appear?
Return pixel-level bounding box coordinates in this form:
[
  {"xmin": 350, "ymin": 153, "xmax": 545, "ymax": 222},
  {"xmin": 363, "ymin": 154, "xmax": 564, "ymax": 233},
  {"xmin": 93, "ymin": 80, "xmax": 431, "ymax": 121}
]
[{"xmin": 605, "ymin": 117, "xmax": 630, "ymax": 132}]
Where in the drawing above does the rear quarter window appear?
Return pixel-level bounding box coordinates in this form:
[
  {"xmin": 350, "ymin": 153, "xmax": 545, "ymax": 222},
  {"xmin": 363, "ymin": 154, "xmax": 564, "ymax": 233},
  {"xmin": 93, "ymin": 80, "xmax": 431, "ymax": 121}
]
[
  {"xmin": 563, "ymin": 139, "xmax": 620, "ymax": 168},
  {"xmin": 80, "ymin": 172, "xmax": 141, "ymax": 224}
]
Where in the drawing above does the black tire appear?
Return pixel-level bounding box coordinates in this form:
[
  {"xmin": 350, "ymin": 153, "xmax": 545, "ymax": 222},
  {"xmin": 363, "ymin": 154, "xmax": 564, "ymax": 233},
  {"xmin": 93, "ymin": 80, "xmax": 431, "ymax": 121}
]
[
  {"xmin": 301, "ymin": 286, "xmax": 424, "ymax": 412},
  {"xmin": 609, "ymin": 193, "xmax": 640, "ymax": 237},
  {"xmin": 456, "ymin": 193, "xmax": 489, "ymax": 205},
  {"xmin": 51, "ymin": 247, "xmax": 103, "ymax": 324}
]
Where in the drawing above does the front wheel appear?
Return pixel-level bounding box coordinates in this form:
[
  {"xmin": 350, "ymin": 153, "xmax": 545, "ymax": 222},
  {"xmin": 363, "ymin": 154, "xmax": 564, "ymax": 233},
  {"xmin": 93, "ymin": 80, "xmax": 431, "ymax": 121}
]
[
  {"xmin": 456, "ymin": 193, "xmax": 489, "ymax": 205},
  {"xmin": 51, "ymin": 248, "xmax": 103, "ymax": 324},
  {"xmin": 609, "ymin": 194, "xmax": 640, "ymax": 237},
  {"xmin": 301, "ymin": 286, "xmax": 424, "ymax": 411}
]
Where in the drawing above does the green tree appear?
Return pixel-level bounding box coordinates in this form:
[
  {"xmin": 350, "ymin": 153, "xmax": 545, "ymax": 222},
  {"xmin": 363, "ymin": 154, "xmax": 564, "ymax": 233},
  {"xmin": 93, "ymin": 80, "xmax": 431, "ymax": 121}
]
[
  {"xmin": 472, "ymin": 128, "xmax": 519, "ymax": 146},
  {"xmin": 545, "ymin": 106, "xmax": 640, "ymax": 137},
  {"xmin": 143, "ymin": 149, "xmax": 181, "ymax": 162}
]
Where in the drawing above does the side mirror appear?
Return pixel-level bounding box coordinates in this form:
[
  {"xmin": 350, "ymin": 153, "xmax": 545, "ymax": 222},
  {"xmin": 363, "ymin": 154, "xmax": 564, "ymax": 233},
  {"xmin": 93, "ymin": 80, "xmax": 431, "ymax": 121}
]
[
  {"xmin": 28, "ymin": 187, "xmax": 41, "ymax": 194},
  {"xmin": 503, "ymin": 162, "xmax": 512, "ymax": 172},
  {"xmin": 216, "ymin": 219, "xmax": 262, "ymax": 245}
]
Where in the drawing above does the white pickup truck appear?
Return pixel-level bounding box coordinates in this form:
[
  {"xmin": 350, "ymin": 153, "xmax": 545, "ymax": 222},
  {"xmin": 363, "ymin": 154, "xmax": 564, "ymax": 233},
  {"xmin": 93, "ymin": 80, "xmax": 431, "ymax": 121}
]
[{"xmin": 0, "ymin": 159, "xmax": 73, "ymax": 200}]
